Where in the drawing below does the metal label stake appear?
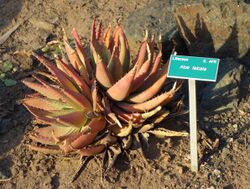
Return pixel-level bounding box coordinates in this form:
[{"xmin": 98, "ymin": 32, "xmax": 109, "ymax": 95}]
[
  {"xmin": 168, "ymin": 54, "xmax": 220, "ymax": 172},
  {"xmin": 188, "ymin": 79, "xmax": 198, "ymax": 172}
]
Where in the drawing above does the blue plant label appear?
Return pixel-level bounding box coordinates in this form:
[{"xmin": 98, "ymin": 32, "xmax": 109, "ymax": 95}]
[{"xmin": 167, "ymin": 55, "xmax": 220, "ymax": 82}]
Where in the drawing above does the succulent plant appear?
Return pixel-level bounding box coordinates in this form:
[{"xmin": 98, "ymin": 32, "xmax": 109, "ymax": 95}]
[{"xmin": 22, "ymin": 19, "xmax": 187, "ymax": 177}]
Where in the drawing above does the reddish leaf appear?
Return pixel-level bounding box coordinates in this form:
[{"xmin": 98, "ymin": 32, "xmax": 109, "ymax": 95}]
[
  {"xmin": 107, "ymin": 65, "xmax": 137, "ymax": 101},
  {"xmin": 117, "ymin": 83, "xmax": 177, "ymax": 112},
  {"xmin": 57, "ymin": 111, "xmax": 88, "ymax": 127}
]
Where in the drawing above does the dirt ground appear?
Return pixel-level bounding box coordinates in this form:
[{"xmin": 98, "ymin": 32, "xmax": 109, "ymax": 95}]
[{"xmin": 0, "ymin": 0, "xmax": 249, "ymax": 189}]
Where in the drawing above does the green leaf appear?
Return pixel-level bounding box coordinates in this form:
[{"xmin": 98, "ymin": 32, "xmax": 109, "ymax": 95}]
[
  {"xmin": 2, "ymin": 61, "xmax": 13, "ymax": 72},
  {"xmin": 0, "ymin": 73, "xmax": 5, "ymax": 79},
  {"xmin": 3, "ymin": 79, "xmax": 17, "ymax": 86}
]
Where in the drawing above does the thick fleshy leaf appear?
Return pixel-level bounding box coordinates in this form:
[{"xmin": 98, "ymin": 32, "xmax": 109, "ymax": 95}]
[
  {"xmin": 72, "ymin": 28, "xmax": 93, "ymax": 75},
  {"xmin": 108, "ymin": 46, "xmax": 123, "ymax": 82},
  {"xmin": 34, "ymin": 54, "xmax": 78, "ymax": 92},
  {"xmin": 29, "ymin": 133, "xmax": 57, "ymax": 145},
  {"xmin": 26, "ymin": 77, "xmax": 90, "ymax": 112},
  {"xmin": 28, "ymin": 145, "xmax": 61, "ymax": 154},
  {"xmin": 111, "ymin": 105, "xmax": 143, "ymax": 124},
  {"xmin": 107, "ymin": 65, "xmax": 137, "ymax": 101},
  {"xmin": 91, "ymin": 79, "xmax": 102, "ymax": 112},
  {"xmin": 102, "ymin": 97, "xmax": 122, "ymax": 127},
  {"xmin": 63, "ymin": 132, "xmax": 97, "ymax": 152},
  {"xmin": 91, "ymin": 20, "xmax": 112, "ymax": 67},
  {"xmin": 36, "ymin": 71, "xmax": 57, "ymax": 82},
  {"xmin": 33, "ymin": 125, "xmax": 80, "ymax": 140},
  {"xmin": 63, "ymin": 88, "xmax": 92, "ymax": 112},
  {"xmin": 117, "ymin": 82, "xmax": 177, "ymax": 112},
  {"xmin": 141, "ymin": 106, "xmax": 162, "ymax": 119},
  {"xmin": 138, "ymin": 61, "xmax": 168, "ymax": 91},
  {"xmin": 91, "ymin": 18, "xmax": 97, "ymax": 42},
  {"xmin": 55, "ymin": 57, "xmax": 92, "ymax": 100},
  {"xmin": 151, "ymin": 109, "xmax": 170, "ymax": 124},
  {"xmin": 133, "ymin": 40, "xmax": 147, "ymax": 70},
  {"xmin": 137, "ymin": 123, "xmax": 154, "ymax": 133},
  {"xmin": 64, "ymin": 39, "xmax": 79, "ymax": 70},
  {"xmin": 64, "ymin": 40, "xmax": 90, "ymax": 84},
  {"xmin": 31, "ymin": 75, "xmax": 69, "ymax": 101},
  {"xmin": 57, "ymin": 111, "xmax": 88, "ymax": 127},
  {"xmin": 130, "ymin": 44, "xmax": 151, "ymax": 92},
  {"xmin": 96, "ymin": 20, "xmax": 102, "ymax": 40},
  {"xmin": 148, "ymin": 51, "xmax": 162, "ymax": 79},
  {"xmin": 23, "ymin": 104, "xmax": 50, "ymax": 118},
  {"xmin": 23, "ymin": 97, "xmax": 71, "ymax": 111},
  {"xmin": 86, "ymin": 117, "xmax": 106, "ymax": 133},
  {"xmin": 79, "ymin": 144, "xmax": 106, "ymax": 157},
  {"xmin": 116, "ymin": 26, "xmax": 130, "ymax": 73},
  {"xmin": 22, "ymin": 79, "xmax": 64, "ymax": 101},
  {"xmin": 103, "ymin": 25, "xmax": 112, "ymax": 49},
  {"xmin": 148, "ymin": 35, "xmax": 155, "ymax": 62},
  {"xmin": 147, "ymin": 128, "xmax": 188, "ymax": 138},
  {"xmin": 95, "ymin": 55, "xmax": 114, "ymax": 88},
  {"xmin": 111, "ymin": 124, "xmax": 132, "ymax": 137},
  {"xmin": 110, "ymin": 24, "xmax": 120, "ymax": 51},
  {"xmin": 128, "ymin": 64, "xmax": 168, "ymax": 103},
  {"xmin": 130, "ymin": 60, "xmax": 150, "ymax": 92}
]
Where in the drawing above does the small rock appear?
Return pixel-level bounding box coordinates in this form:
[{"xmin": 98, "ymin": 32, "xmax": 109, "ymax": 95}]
[
  {"xmin": 159, "ymin": 153, "xmax": 171, "ymax": 167},
  {"xmin": 213, "ymin": 114, "xmax": 220, "ymax": 120},
  {"xmin": 228, "ymin": 138, "xmax": 234, "ymax": 143},
  {"xmin": 206, "ymin": 186, "xmax": 215, "ymax": 189},
  {"xmin": 213, "ymin": 169, "xmax": 221, "ymax": 177},
  {"xmin": 221, "ymin": 148, "xmax": 230, "ymax": 159},
  {"xmin": 232, "ymin": 124, "xmax": 238, "ymax": 131},
  {"xmin": 204, "ymin": 117, "xmax": 209, "ymax": 121},
  {"xmin": 212, "ymin": 127, "xmax": 220, "ymax": 134},
  {"xmin": 123, "ymin": 1, "xmax": 178, "ymax": 54},
  {"xmin": 175, "ymin": 165, "xmax": 184, "ymax": 174}
]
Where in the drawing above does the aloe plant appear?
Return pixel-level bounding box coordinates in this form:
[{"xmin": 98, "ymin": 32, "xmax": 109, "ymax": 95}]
[{"xmin": 22, "ymin": 19, "xmax": 187, "ymax": 174}]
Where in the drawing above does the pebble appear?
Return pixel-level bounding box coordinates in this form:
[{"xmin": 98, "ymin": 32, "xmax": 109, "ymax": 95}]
[
  {"xmin": 213, "ymin": 169, "xmax": 221, "ymax": 177},
  {"xmin": 212, "ymin": 127, "xmax": 220, "ymax": 134},
  {"xmin": 241, "ymin": 118, "xmax": 247, "ymax": 124},
  {"xmin": 206, "ymin": 186, "xmax": 215, "ymax": 189},
  {"xmin": 204, "ymin": 117, "xmax": 209, "ymax": 121},
  {"xmin": 221, "ymin": 148, "xmax": 230, "ymax": 159},
  {"xmin": 175, "ymin": 165, "xmax": 184, "ymax": 174},
  {"xmin": 213, "ymin": 114, "xmax": 220, "ymax": 119},
  {"xmin": 227, "ymin": 138, "xmax": 234, "ymax": 143},
  {"xmin": 232, "ymin": 124, "xmax": 238, "ymax": 131}
]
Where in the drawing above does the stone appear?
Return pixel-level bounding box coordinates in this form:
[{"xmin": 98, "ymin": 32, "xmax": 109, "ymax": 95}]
[
  {"xmin": 201, "ymin": 58, "xmax": 244, "ymax": 111},
  {"xmin": 175, "ymin": 165, "xmax": 184, "ymax": 174},
  {"xmin": 221, "ymin": 148, "xmax": 230, "ymax": 159},
  {"xmin": 123, "ymin": 0, "xmax": 176, "ymax": 54},
  {"xmin": 0, "ymin": 118, "xmax": 12, "ymax": 134},
  {"xmin": 174, "ymin": 1, "xmax": 250, "ymax": 62},
  {"xmin": 232, "ymin": 124, "xmax": 238, "ymax": 131},
  {"xmin": 206, "ymin": 186, "xmax": 215, "ymax": 189},
  {"xmin": 213, "ymin": 169, "xmax": 221, "ymax": 177}
]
